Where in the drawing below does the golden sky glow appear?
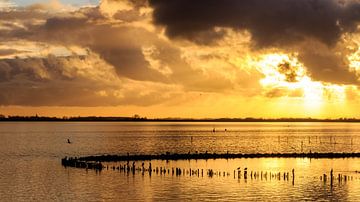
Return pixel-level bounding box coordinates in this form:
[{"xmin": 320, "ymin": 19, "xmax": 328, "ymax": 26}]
[{"xmin": 1, "ymin": 0, "xmax": 360, "ymax": 118}]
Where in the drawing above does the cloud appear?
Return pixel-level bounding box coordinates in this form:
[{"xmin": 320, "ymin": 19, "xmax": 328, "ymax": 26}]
[
  {"xmin": 1, "ymin": 0, "xmax": 359, "ymax": 109},
  {"xmin": 277, "ymin": 61, "xmax": 301, "ymax": 83},
  {"xmin": 0, "ymin": 54, "xmax": 117, "ymax": 106},
  {"xmin": 0, "ymin": 0, "xmax": 15, "ymax": 9},
  {"xmin": 0, "ymin": 52, "xmax": 184, "ymax": 106},
  {"xmin": 0, "ymin": 1, "xmax": 248, "ymax": 107},
  {"xmin": 296, "ymin": 40, "xmax": 359, "ymax": 84},
  {"xmin": 150, "ymin": 0, "xmax": 360, "ymax": 47},
  {"xmin": 264, "ymin": 88, "xmax": 303, "ymax": 98},
  {"xmin": 30, "ymin": 5, "xmax": 238, "ymax": 92},
  {"xmin": 0, "ymin": 6, "xmax": 171, "ymax": 82},
  {"xmin": 0, "ymin": 48, "xmax": 21, "ymax": 57},
  {"xmin": 149, "ymin": 0, "xmax": 360, "ymax": 84},
  {"xmin": 26, "ymin": 0, "xmax": 71, "ymax": 12}
]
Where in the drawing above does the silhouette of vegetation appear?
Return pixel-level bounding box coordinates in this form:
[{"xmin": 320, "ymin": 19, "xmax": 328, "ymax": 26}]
[{"xmin": 0, "ymin": 114, "xmax": 360, "ymax": 122}]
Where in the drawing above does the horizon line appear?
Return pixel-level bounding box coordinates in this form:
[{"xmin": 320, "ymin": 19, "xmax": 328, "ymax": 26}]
[{"xmin": 1, "ymin": 115, "xmax": 360, "ymax": 122}]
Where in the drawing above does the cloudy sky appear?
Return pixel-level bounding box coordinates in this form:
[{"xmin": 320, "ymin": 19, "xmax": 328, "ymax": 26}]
[{"xmin": 1, "ymin": 0, "xmax": 360, "ymax": 118}]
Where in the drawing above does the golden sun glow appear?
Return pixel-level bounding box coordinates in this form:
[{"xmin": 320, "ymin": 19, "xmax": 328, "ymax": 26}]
[
  {"xmin": 348, "ymin": 44, "xmax": 360, "ymax": 77},
  {"xmin": 3, "ymin": 0, "xmax": 360, "ymax": 119},
  {"xmin": 255, "ymin": 53, "xmax": 347, "ymax": 110}
]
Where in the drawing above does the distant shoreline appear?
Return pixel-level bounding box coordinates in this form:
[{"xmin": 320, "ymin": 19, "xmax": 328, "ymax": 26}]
[{"xmin": 1, "ymin": 116, "xmax": 360, "ymax": 122}]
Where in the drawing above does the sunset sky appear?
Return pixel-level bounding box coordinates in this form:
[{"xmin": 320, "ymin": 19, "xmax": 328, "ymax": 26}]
[{"xmin": 1, "ymin": 0, "xmax": 360, "ymax": 118}]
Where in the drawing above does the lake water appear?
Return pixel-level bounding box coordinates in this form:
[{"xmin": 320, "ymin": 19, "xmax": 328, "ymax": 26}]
[{"xmin": 0, "ymin": 122, "xmax": 360, "ymax": 201}]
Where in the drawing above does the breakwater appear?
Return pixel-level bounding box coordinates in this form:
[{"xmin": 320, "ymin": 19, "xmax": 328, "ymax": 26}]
[
  {"xmin": 60, "ymin": 156, "xmax": 360, "ymax": 186},
  {"xmin": 61, "ymin": 152, "xmax": 360, "ymax": 171},
  {"xmin": 61, "ymin": 152, "xmax": 360, "ymax": 186},
  {"xmin": 73, "ymin": 152, "xmax": 360, "ymax": 162}
]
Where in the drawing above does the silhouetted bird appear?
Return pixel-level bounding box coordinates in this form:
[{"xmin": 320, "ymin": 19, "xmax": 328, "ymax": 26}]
[{"xmin": 67, "ymin": 139, "xmax": 71, "ymax": 144}]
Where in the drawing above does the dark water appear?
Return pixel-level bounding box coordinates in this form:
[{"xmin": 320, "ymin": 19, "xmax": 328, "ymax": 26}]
[{"xmin": 0, "ymin": 122, "xmax": 359, "ymax": 201}]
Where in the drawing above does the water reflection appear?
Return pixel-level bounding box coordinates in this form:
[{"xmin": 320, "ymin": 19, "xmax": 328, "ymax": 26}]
[
  {"xmin": 95, "ymin": 158, "xmax": 360, "ymax": 201},
  {"xmin": 1, "ymin": 122, "xmax": 360, "ymax": 201}
]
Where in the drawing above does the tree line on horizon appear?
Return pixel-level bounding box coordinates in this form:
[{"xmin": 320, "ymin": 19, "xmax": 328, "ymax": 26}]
[{"xmin": 0, "ymin": 114, "xmax": 360, "ymax": 122}]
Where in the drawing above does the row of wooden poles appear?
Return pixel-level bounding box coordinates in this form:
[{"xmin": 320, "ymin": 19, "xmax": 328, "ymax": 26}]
[
  {"xmin": 62, "ymin": 157, "xmax": 295, "ymax": 181},
  {"xmin": 106, "ymin": 162, "xmax": 296, "ymax": 182},
  {"xmin": 320, "ymin": 169, "xmax": 358, "ymax": 185},
  {"xmin": 277, "ymin": 136, "xmax": 355, "ymax": 144},
  {"xmin": 62, "ymin": 157, "xmax": 360, "ymax": 186}
]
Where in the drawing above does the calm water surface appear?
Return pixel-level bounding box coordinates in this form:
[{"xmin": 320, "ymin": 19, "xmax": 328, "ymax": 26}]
[{"xmin": 0, "ymin": 122, "xmax": 360, "ymax": 201}]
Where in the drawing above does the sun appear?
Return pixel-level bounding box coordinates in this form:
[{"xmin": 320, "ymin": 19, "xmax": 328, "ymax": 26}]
[{"xmin": 255, "ymin": 53, "xmax": 346, "ymax": 110}]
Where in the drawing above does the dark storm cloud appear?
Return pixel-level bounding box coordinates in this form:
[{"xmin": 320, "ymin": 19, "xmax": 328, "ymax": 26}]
[
  {"xmin": 150, "ymin": 0, "xmax": 360, "ymax": 47},
  {"xmin": 149, "ymin": 0, "xmax": 360, "ymax": 84},
  {"xmin": 297, "ymin": 43, "xmax": 359, "ymax": 84}
]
